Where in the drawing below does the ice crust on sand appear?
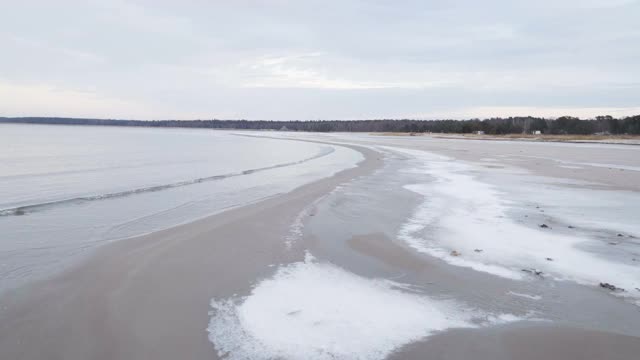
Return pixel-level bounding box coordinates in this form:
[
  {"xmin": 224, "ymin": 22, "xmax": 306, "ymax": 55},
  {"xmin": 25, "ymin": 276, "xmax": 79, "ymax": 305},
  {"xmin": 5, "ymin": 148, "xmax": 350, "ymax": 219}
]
[
  {"xmin": 208, "ymin": 254, "xmax": 477, "ymax": 360},
  {"xmin": 508, "ymin": 291, "xmax": 542, "ymax": 301},
  {"xmin": 393, "ymin": 147, "xmax": 640, "ymax": 298}
]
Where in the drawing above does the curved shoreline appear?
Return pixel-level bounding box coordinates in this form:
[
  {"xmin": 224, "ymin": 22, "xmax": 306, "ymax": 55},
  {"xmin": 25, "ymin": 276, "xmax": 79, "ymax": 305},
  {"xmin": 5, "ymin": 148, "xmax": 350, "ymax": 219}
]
[
  {"xmin": 0, "ymin": 146, "xmax": 336, "ymax": 217},
  {"xmin": 0, "ymin": 142, "xmax": 382, "ymax": 360}
]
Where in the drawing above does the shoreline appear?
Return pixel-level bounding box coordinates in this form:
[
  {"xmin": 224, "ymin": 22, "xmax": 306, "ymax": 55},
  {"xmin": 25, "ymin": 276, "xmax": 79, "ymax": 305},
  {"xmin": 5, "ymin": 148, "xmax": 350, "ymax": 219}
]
[
  {"xmin": 0, "ymin": 129, "xmax": 361, "ymax": 294},
  {"xmin": 389, "ymin": 133, "xmax": 640, "ymax": 146},
  {"xmin": 5, "ymin": 122, "xmax": 638, "ymax": 146},
  {"xmin": 0, "ymin": 142, "xmax": 382, "ymax": 360}
]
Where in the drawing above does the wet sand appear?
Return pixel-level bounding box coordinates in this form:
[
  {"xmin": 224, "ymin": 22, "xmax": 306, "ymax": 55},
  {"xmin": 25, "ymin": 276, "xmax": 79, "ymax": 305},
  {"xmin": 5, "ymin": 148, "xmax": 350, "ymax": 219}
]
[
  {"xmin": 1, "ymin": 135, "xmax": 639, "ymax": 359},
  {"xmin": 321, "ymin": 133, "xmax": 640, "ymax": 191},
  {"xmin": 286, "ymin": 133, "xmax": 640, "ymax": 358},
  {"xmin": 391, "ymin": 323, "xmax": 640, "ymax": 360}
]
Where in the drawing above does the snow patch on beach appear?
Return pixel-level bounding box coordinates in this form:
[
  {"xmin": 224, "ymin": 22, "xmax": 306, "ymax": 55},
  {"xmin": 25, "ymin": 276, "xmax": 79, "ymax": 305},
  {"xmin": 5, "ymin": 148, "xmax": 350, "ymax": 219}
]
[
  {"xmin": 208, "ymin": 254, "xmax": 486, "ymax": 360},
  {"xmin": 484, "ymin": 313, "xmax": 527, "ymax": 325},
  {"xmin": 392, "ymin": 147, "xmax": 640, "ymax": 299},
  {"xmin": 284, "ymin": 210, "xmax": 306, "ymax": 250},
  {"xmin": 285, "ymin": 191, "xmax": 340, "ymax": 249},
  {"xmin": 508, "ymin": 291, "xmax": 542, "ymax": 301},
  {"xmin": 512, "ymin": 154, "xmax": 640, "ymax": 173}
]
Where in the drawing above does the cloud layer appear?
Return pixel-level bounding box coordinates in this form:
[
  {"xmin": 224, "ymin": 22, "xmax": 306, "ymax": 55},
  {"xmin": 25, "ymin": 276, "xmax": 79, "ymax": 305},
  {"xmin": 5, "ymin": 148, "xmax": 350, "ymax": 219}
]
[{"xmin": 1, "ymin": 0, "xmax": 638, "ymax": 119}]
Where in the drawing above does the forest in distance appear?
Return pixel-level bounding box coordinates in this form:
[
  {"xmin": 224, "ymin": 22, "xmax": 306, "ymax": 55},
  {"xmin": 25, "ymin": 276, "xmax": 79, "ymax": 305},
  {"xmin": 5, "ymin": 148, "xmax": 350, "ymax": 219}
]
[{"xmin": 2, "ymin": 115, "xmax": 640, "ymax": 135}]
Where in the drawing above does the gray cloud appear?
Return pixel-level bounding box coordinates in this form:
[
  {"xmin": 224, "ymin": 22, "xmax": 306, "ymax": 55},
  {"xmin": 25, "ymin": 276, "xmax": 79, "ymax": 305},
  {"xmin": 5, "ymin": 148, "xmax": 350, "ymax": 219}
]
[{"xmin": 0, "ymin": 0, "xmax": 638, "ymax": 119}]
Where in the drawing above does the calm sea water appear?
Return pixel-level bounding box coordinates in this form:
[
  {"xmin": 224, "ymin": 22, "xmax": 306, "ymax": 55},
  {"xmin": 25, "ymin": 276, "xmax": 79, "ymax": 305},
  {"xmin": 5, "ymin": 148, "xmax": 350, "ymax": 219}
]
[{"xmin": 0, "ymin": 124, "xmax": 361, "ymax": 291}]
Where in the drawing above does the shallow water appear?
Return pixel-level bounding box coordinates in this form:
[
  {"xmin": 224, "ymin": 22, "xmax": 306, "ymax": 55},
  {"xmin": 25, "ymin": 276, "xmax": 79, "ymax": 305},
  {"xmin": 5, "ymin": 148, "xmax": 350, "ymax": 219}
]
[{"xmin": 0, "ymin": 125, "xmax": 362, "ymax": 291}]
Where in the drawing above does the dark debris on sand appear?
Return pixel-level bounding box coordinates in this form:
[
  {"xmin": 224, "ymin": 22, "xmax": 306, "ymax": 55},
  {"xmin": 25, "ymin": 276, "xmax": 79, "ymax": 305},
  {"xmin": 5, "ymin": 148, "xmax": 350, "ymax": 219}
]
[
  {"xmin": 522, "ymin": 268, "xmax": 544, "ymax": 277},
  {"xmin": 600, "ymin": 282, "xmax": 625, "ymax": 292}
]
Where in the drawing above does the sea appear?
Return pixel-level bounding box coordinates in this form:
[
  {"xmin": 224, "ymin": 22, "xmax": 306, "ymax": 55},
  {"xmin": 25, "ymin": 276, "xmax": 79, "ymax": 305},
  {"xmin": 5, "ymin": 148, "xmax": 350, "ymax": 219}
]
[{"xmin": 0, "ymin": 124, "xmax": 361, "ymax": 291}]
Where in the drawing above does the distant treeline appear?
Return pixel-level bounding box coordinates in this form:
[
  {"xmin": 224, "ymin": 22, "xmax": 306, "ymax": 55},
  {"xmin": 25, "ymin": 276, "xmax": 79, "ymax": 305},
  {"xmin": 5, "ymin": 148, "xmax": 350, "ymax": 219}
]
[{"xmin": 1, "ymin": 115, "xmax": 639, "ymax": 134}]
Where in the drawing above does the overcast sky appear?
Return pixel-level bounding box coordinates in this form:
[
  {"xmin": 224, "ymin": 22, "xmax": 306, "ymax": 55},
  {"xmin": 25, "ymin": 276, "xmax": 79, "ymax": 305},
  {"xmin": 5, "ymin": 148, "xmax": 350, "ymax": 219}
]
[{"xmin": 1, "ymin": 0, "xmax": 639, "ymax": 120}]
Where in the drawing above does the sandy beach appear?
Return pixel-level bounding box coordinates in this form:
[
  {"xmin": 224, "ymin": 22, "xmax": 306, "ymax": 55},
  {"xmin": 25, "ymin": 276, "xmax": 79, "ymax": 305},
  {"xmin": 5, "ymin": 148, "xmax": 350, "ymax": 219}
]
[
  {"xmin": 3, "ymin": 0, "xmax": 639, "ymax": 357},
  {"xmin": 1, "ymin": 135, "xmax": 639, "ymax": 360}
]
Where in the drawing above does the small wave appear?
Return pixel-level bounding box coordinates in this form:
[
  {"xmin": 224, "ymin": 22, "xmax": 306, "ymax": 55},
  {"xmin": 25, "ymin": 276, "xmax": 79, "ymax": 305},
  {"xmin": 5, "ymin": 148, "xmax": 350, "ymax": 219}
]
[
  {"xmin": 0, "ymin": 159, "xmax": 204, "ymax": 181},
  {"xmin": 0, "ymin": 147, "xmax": 335, "ymax": 217}
]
